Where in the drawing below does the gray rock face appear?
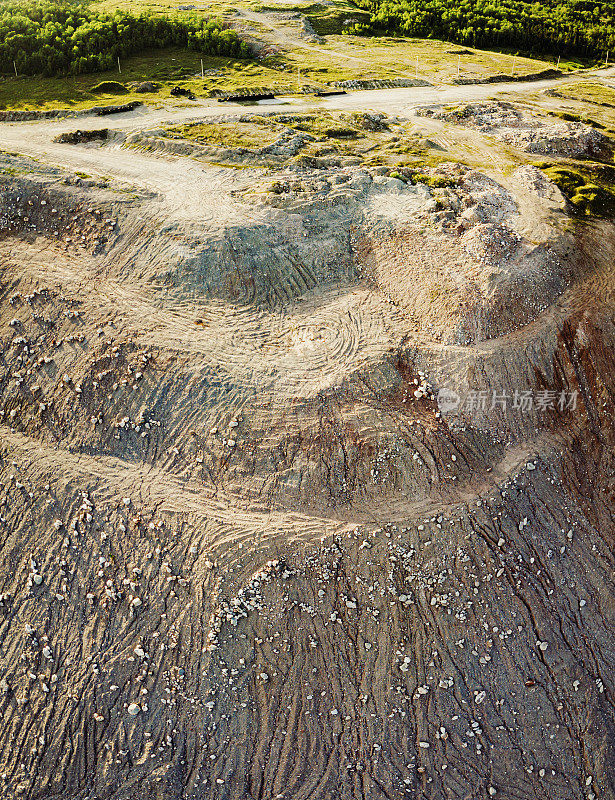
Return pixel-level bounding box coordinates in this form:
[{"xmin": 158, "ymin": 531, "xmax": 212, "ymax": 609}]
[{"xmin": 133, "ymin": 81, "xmax": 159, "ymax": 93}]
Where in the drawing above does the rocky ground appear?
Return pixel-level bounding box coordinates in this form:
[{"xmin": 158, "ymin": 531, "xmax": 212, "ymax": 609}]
[
  {"xmin": 419, "ymin": 101, "xmax": 612, "ymax": 159},
  {"xmin": 0, "ymin": 93, "xmax": 613, "ymax": 800}
]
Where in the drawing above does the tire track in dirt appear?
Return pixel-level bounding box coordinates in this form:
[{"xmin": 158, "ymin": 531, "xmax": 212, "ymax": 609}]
[{"xmin": 6, "ymin": 238, "xmax": 407, "ymax": 399}]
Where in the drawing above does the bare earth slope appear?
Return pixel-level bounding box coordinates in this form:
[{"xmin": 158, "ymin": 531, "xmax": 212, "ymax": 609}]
[{"xmin": 0, "ymin": 84, "xmax": 614, "ymax": 800}]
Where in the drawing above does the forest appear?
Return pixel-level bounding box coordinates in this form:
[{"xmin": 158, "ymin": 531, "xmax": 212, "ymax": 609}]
[
  {"xmin": 0, "ymin": 3, "xmax": 250, "ymax": 76},
  {"xmin": 351, "ymin": 0, "xmax": 615, "ymax": 60}
]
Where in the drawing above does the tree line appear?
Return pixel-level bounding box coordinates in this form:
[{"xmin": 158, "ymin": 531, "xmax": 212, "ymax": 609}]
[
  {"xmin": 349, "ymin": 0, "xmax": 615, "ymax": 60},
  {"xmin": 0, "ymin": 2, "xmax": 250, "ymax": 77}
]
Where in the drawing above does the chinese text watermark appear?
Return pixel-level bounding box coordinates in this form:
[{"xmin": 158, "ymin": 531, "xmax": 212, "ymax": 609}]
[{"xmin": 437, "ymin": 388, "xmax": 578, "ymax": 414}]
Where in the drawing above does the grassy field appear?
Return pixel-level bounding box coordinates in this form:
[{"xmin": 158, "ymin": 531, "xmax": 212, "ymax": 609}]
[
  {"xmin": 0, "ymin": 0, "xmax": 591, "ymax": 112},
  {"xmin": 0, "ymin": 48, "xmax": 289, "ymax": 111},
  {"xmin": 283, "ymin": 36, "xmax": 582, "ymax": 86}
]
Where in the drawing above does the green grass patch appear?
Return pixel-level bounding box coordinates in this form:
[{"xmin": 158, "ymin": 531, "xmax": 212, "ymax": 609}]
[
  {"xmin": 549, "ymin": 82, "xmax": 615, "ymax": 110},
  {"xmin": 0, "ymin": 47, "xmax": 279, "ymax": 110},
  {"xmin": 165, "ymin": 117, "xmax": 284, "ymax": 148},
  {"xmin": 282, "ymin": 35, "xmax": 576, "ymax": 88},
  {"xmin": 540, "ymin": 162, "xmax": 615, "ymax": 217}
]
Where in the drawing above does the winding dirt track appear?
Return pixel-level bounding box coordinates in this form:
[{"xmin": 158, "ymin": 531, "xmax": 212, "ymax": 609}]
[{"xmin": 0, "ymin": 66, "xmax": 614, "ymax": 209}]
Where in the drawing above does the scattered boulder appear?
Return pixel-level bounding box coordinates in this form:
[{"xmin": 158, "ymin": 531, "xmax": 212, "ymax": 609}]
[
  {"xmin": 351, "ymin": 111, "xmax": 389, "ymax": 131},
  {"xmin": 133, "ymin": 81, "xmax": 160, "ymax": 93},
  {"xmin": 55, "ymin": 129, "xmax": 109, "ymax": 145}
]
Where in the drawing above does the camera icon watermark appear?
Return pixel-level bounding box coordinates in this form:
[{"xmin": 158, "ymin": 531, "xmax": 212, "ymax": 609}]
[{"xmin": 436, "ymin": 388, "xmax": 462, "ymax": 412}]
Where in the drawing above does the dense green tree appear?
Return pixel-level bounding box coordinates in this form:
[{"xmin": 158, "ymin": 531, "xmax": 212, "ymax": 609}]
[
  {"xmin": 351, "ymin": 0, "xmax": 615, "ymax": 58},
  {"xmin": 0, "ymin": 2, "xmax": 251, "ymax": 76}
]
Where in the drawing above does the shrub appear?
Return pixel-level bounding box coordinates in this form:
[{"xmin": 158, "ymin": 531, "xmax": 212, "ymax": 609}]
[
  {"xmin": 90, "ymin": 81, "xmax": 128, "ymax": 94},
  {"xmin": 543, "ymin": 165, "xmax": 615, "ymax": 216}
]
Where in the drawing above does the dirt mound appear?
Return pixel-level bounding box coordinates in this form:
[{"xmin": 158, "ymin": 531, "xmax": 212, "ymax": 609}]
[
  {"xmin": 55, "ymin": 129, "xmax": 109, "ymax": 145},
  {"xmin": 499, "ymin": 120, "xmax": 609, "ymax": 157},
  {"xmin": 421, "ymin": 100, "xmax": 611, "ymax": 158},
  {"xmin": 356, "ymin": 168, "xmax": 571, "ymax": 344},
  {"xmin": 0, "ymin": 147, "xmax": 614, "ymax": 800}
]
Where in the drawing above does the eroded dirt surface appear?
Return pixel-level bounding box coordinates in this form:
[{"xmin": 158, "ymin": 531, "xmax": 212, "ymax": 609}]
[{"xmin": 0, "ymin": 95, "xmax": 614, "ymax": 800}]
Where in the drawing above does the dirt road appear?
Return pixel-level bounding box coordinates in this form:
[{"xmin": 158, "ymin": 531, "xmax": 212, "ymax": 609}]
[{"xmin": 0, "ymin": 66, "xmax": 611, "ymax": 224}]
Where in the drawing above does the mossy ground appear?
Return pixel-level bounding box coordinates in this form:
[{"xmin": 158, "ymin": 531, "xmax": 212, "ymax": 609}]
[
  {"xmin": 165, "ymin": 117, "xmax": 285, "ymax": 148},
  {"xmin": 161, "ymin": 110, "xmax": 437, "ymax": 167},
  {"xmin": 538, "ymin": 161, "xmax": 615, "ymax": 216}
]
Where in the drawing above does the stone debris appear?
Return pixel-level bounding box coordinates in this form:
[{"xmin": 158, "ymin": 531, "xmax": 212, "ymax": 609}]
[{"xmin": 419, "ymin": 100, "xmax": 610, "ymax": 158}]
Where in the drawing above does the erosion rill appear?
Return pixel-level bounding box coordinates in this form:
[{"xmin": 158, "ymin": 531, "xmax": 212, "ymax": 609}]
[{"xmin": 0, "ymin": 106, "xmax": 613, "ymax": 800}]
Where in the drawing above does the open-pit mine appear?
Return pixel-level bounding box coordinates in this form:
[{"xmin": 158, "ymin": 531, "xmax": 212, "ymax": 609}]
[{"xmin": 0, "ymin": 69, "xmax": 614, "ymax": 800}]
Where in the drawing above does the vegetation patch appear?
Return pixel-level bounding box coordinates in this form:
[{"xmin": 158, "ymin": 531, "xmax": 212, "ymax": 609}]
[
  {"xmin": 549, "ymin": 82, "xmax": 615, "ymax": 109},
  {"xmin": 0, "ymin": 48, "xmax": 272, "ymax": 111},
  {"xmin": 349, "ymin": 0, "xmax": 613, "ymax": 61},
  {"xmin": 282, "ymin": 35, "xmax": 571, "ymax": 89},
  {"xmin": 159, "ymin": 111, "xmax": 436, "ymax": 167},
  {"xmin": 304, "ymin": 3, "xmax": 371, "ymax": 35},
  {"xmin": 164, "ymin": 118, "xmax": 285, "ymax": 149},
  {"xmin": 0, "ymin": 2, "xmax": 249, "ymax": 77},
  {"xmin": 540, "ymin": 162, "xmax": 615, "ymax": 217}
]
